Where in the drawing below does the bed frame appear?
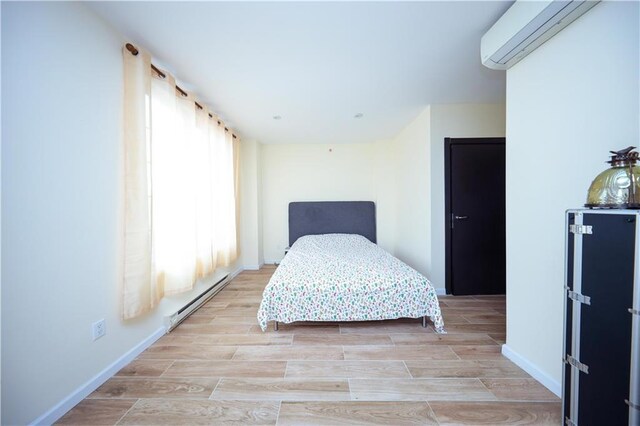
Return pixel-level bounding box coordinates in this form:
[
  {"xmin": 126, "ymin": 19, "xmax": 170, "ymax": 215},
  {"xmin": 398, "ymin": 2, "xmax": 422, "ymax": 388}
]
[{"xmin": 275, "ymin": 201, "xmax": 427, "ymax": 331}]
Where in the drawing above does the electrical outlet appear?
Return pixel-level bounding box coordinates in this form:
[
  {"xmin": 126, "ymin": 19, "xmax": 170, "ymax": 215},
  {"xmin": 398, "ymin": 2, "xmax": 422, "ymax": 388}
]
[{"xmin": 92, "ymin": 319, "xmax": 106, "ymax": 341}]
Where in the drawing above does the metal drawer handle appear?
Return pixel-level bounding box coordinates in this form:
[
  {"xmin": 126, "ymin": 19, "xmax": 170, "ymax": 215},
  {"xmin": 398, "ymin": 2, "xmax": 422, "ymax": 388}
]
[
  {"xmin": 629, "ymin": 308, "xmax": 640, "ymax": 316},
  {"xmin": 454, "ymin": 215, "xmax": 468, "ymax": 220}
]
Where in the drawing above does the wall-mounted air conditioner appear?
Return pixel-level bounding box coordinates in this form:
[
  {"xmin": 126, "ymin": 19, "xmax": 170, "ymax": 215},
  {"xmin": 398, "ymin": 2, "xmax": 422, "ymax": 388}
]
[{"xmin": 481, "ymin": 0, "xmax": 600, "ymax": 70}]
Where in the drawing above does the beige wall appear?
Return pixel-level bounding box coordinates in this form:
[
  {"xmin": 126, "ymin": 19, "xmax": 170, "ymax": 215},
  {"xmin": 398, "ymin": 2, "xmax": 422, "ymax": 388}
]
[
  {"xmin": 372, "ymin": 139, "xmax": 397, "ymax": 254},
  {"xmin": 391, "ymin": 108, "xmax": 433, "ymax": 275},
  {"xmin": 261, "ymin": 143, "xmax": 376, "ymax": 262},
  {"xmin": 505, "ymin": 0, "xmax": 639, "ymax": 389}
]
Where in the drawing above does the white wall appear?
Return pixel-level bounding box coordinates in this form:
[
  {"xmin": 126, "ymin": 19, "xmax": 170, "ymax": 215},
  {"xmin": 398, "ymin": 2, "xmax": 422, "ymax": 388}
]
[
  {"xmin": 430, "ymin": 104, "xmax": 506, "ymax": 289},
  {"xmin": 261, "ymin": 143, "xmax": 376, "ymax": 262},
  {"xmin": 0, "ymin": 3, "xmax": 242, "ymax": 424},
  {"xmin": 1, "ymin": 3, "xmax": 164, "ymax": 424},
  {"xmin": 505, "ymin": 0, "xmax": 639, "ymax": 389},
  {"xmin": 240, "ymin": 140, "xmax": 263, "ymax": 269},
  {"xmin": 257, "ymin": 142, "xmax": 264, "ymax": 265},
  {"xmin": 372, "ymin": 139, "xmax": 397, "ymax": 254},
  {"xmin": 0, "ymin": 4, "xmax": 3, "ymax": 419},
  {"xmin": 391, "ymin": 108, "xmax": 433, "ymax": 275}
]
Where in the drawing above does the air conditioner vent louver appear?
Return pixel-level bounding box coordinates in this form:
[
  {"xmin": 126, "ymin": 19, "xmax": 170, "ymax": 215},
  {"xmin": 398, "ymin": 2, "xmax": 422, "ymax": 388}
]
[{"xmin": 481, "ymin": 0, "xmax": 600, "ymax": 70}]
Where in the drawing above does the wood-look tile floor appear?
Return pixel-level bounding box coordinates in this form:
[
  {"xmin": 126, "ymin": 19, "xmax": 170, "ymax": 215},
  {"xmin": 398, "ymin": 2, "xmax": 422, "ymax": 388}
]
[{"xmin": 57, "ymin": 266, "xmax": 561, "ymax": 425}]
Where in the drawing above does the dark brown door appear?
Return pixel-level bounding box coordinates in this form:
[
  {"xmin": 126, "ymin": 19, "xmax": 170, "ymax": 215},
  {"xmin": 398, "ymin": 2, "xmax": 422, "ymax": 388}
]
[{"xmin": 445, "ymin": 138, "xmax": 506, "ymax": 295}]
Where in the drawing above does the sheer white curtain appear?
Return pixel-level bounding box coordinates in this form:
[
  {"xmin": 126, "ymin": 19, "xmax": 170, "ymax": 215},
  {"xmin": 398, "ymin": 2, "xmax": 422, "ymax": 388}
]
[
  {"xmin": 211, "ymin": 120, "xmax": 239, "ymax": 266},
  {"xmin": 122, "ymin": 45, "xmax": 239, "ymax": 319},
  {"xmin": 122, "ymin": 47, "xmax": 156, "ymax": 319}
]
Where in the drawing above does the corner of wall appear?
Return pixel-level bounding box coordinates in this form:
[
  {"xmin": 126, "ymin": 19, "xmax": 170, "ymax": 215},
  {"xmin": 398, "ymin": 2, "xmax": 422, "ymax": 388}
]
[
  {"xmin": 389, "ymin": 107, "xmax": 433, "ymax": 277},
  {"xmin": 501, "ymin": 344, "xmax": 562, "ymax": 396},
  {"xmin": 30, "ymin": 326, "xmax": 166, "ymax": 426},
  {"xmin": 239, "ymin": 139, "xmax": 263, "ymax": 270},
  {"xmin": 257, "ymin": 142, "xmax": 264, "ymax": 266}
]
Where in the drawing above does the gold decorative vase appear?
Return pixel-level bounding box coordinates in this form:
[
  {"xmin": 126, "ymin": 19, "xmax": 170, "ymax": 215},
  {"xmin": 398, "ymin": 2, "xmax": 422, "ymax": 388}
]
[{"xmin": 586, "ymin": 146, "xmax": 640, "ymax": 209}]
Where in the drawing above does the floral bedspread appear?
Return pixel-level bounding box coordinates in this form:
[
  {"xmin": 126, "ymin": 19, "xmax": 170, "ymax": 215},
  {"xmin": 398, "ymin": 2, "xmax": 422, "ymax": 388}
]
[{"xmin": 257, "ymin": 234, "xmax": 445, "ymax": 333}]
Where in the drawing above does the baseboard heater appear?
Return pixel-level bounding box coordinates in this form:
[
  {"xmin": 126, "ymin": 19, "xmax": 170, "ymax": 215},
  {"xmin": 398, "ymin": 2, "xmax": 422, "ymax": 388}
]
[{"xmin": 164, "ymin": 274, "xmax": 230, "ymax": 332}]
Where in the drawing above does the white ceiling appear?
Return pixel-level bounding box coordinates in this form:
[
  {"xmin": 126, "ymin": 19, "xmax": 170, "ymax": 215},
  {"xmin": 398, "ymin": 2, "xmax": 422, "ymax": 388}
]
[{"xmin": 88, "ymin": 1, "xmax": 511, "ymax": 144}]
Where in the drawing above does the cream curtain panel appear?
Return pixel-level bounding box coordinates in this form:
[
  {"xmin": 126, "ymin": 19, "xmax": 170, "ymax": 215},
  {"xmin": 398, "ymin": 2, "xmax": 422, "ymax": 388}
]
[{"xmin": 122, "ymin": 46, "xmax": 240, "ymax": 320}]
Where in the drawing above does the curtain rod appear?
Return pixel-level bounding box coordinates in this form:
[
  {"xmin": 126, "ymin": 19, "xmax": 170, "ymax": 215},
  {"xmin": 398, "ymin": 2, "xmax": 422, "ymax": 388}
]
[{"xmin": 125, "ymin": 43, "xmax": 237, "ymax": 140}]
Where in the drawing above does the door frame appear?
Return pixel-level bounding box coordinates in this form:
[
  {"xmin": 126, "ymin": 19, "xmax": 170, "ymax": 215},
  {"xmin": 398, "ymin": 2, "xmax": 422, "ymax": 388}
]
[{"xmin": 444, "ymin": 137, "xmax": 506, "ymax": 295}]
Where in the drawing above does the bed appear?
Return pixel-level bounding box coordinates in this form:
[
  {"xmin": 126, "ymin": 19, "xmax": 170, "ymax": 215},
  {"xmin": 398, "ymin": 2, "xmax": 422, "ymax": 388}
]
[{"xmin": 257, "ymin": 201, "xmax": 445, "ymax": 333}]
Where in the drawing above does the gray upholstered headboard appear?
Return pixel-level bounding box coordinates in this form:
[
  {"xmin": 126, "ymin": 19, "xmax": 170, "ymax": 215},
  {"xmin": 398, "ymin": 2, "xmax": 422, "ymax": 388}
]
[{"xmin": 288, "ymin": 201, "xmax": 376, "ymax": 246}]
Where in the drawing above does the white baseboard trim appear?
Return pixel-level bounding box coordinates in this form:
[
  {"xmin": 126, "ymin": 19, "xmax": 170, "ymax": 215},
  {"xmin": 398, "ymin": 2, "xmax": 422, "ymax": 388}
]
[
  {"xmin": 228, "ymin": 267, "xmax": 243, "ymax": 280},
  {"xmin": 501, "ymin": 344, "xmax": 561, "ymax": 397},
  {"xmin": 31, "ymin": 326, "xmax": 166, "ymax": 426},
  {"xmin": 242, "ymin": 264, "xmax": 262, "ymax": 271},
  {"xmin": 435, "ymin": 288, "xmax": 447, "ymax": 296},
  {"xmin": 263, "ymin": 259, "xmax": 281, "ymax": 266}
]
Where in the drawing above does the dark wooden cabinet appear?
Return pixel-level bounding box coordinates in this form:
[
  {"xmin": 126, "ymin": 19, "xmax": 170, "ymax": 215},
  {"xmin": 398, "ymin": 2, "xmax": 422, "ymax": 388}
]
[{"xmin": 564, "ymin": 210, "xmax": 640, "ymax": 426}]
